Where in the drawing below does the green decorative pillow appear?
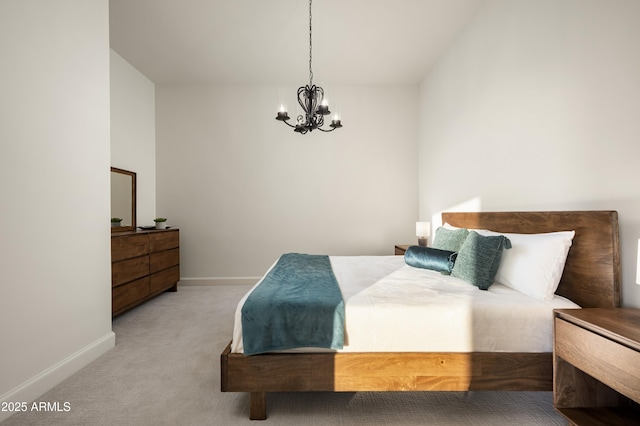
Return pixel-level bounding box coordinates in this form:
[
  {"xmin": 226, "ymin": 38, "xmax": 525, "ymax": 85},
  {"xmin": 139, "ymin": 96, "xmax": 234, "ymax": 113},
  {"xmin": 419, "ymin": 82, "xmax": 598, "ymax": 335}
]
[
  {"xmin": 451, "ymin": 231, "xmax": 512, "ymax": 290},
  {"xmin": 404, "ymin": 246, "xmax": 458, "ymax": 275},
  {"xmin": 432, "ymin": 227, "xmax": 470, "ymax": 252}
]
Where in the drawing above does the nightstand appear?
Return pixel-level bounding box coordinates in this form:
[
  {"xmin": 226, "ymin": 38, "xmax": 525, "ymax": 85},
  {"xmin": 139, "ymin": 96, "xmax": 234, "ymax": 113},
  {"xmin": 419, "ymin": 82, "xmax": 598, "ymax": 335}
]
[
  {"xmin": 553, "ymin": 308, "xmax": 640, "ymax": 425},
  {"xmin": 394, "ymin": 245, "xmax": 410, "ymax": 255}
]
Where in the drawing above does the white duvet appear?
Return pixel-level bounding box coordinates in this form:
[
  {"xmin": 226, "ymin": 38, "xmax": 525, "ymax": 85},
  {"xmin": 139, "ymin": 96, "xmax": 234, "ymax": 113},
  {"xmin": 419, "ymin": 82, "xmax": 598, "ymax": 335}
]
[{"xmin": 231, "ymin": 255, "xmax": 579, "ymax": 354}]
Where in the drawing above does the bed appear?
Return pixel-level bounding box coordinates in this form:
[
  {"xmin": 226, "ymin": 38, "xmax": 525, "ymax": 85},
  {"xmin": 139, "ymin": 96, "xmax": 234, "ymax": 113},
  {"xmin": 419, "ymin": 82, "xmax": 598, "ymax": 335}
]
[{"xmin": 220, "ymin": 211, "xmax": 621, "ymax": 420}]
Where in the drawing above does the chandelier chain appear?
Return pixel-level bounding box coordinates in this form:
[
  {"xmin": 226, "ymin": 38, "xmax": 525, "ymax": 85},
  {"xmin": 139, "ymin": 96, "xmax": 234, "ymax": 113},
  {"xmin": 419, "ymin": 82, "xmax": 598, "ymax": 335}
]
[{"xmin": 308, "ymin": 0, "xmax": 313, "ymax": 86}]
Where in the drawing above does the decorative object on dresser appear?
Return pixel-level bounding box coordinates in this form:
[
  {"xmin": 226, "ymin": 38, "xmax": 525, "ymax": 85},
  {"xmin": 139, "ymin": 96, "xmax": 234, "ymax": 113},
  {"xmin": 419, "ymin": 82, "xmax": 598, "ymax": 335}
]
[
  {"xmin": 416, "ymin": 221, "xmax": 430, "ymax": 246},
  {"xmin": 154, "ymin": 217, "xmax": 168, "ymax": 230},
  {"xmin": 554, "ymin": 308, "xmax": 640, "ymax": 425},
  {"xmin": 111, "ymin": 228, "xmax": 180, "ymax": 316}
]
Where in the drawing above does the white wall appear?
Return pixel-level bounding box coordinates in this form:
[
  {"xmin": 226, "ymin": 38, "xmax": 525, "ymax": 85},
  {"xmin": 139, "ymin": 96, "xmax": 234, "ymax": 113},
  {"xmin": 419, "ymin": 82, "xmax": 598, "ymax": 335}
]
[
  {"xmin": 156, "ymin": 84, "xmax": 418, "ymax": 282},
  {"xmin": 110, "ymin": 50, "xmax": 156, "ymax": 225},
  {"xmin": 0, "ymin": 0, "xmax": 113, "ymax": 419},
  {"xmin": 418, "ymin": 0, "xmax": 640, "ymax": 307}
]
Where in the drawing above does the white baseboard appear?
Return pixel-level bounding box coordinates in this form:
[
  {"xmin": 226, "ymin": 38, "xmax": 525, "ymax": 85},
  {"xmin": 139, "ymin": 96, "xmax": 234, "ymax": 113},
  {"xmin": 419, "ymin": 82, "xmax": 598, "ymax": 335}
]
[
  {"xmin": 179, "ymin": 277, "xmax": 260, "ymax": 286},
  {"xmin": 0, "ymin": 331, "xmax": 115, "ymax": 422}
]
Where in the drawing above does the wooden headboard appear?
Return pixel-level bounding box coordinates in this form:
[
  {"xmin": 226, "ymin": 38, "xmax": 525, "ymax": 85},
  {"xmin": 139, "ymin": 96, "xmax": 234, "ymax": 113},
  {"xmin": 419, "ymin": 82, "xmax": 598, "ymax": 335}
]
[{"xmin": 441, "ymin": 211, "xmax": 620, "ymax": 308}]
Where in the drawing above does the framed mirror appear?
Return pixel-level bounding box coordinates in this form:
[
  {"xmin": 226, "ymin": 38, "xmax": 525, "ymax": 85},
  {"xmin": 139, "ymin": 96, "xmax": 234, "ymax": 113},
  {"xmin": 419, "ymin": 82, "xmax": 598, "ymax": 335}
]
[{"xmin": 110, "ymin": 167, "xmax": 136, "ymax": 232}]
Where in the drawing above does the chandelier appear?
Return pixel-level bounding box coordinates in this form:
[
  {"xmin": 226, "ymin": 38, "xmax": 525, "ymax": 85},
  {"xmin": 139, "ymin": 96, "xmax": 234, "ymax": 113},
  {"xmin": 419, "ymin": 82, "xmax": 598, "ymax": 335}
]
[{"xmin": 276, "ymin": 0, "xmax": 342, "ymax": 134}]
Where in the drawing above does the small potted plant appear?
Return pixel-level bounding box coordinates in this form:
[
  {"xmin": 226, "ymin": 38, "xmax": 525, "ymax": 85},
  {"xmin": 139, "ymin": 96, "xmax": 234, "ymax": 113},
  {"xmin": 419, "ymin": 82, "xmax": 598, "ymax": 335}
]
[
  {"xmin": 111, "ymin": 217, "xmax": 123, "ymax": 227},
  {"xmin": 154, "ymin": 217, "xmax": 167, "ymax": 230}
]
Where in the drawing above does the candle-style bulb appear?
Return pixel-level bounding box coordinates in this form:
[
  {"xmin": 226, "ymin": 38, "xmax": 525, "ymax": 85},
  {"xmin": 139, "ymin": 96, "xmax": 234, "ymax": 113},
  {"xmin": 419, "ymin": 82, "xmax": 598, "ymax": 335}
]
[
  {"xmin": 276, "ymin": 104, "xmax": 290, "ymax": 121},
  {"xmin": 330, "ymin": 112, "xmax": 342, "ymax": 128}
]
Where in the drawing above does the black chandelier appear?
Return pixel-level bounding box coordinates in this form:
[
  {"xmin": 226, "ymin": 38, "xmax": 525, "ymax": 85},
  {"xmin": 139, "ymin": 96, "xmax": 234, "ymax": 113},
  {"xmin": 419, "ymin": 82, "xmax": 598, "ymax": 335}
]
[{"xmin": 276, "ymin": 0, "xmax": 342, "ymax": 134}]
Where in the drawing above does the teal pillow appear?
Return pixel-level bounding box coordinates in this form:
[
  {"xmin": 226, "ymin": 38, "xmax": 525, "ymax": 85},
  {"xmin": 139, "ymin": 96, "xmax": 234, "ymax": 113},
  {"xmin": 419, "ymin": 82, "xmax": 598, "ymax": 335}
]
[
  {"xmin": 432, "ymin": 227, "xmax": 470, "ymax": 252},
  {"xmin": 451, "ymin": 231, "xmax": 512, "ymax": 290},
  {"xmin": 404, "ymin": 246, "xmax": 458, "ymax": 275}
]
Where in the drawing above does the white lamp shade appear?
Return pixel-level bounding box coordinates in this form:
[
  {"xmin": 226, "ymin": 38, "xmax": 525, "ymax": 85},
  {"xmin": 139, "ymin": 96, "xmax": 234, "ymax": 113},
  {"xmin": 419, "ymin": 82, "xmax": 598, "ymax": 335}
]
[
  {"xmin": 637, "ymin": 239, "xmax": 640, "ymax": 285},
  {"xmin": 416, "ymin": 222, "xmax": 431, "ymax": 237}
]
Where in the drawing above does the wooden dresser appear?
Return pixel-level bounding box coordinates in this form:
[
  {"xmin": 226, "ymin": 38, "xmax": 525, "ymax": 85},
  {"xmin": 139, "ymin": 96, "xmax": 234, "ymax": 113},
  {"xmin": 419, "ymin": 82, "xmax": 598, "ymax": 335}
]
[
  {"xmin": 554, "ymin": 308, "xmax": 640, "ymax": 425},
  {"xmin": 111, "ymin": 229, "xmax": 180, "ymax": 316}
]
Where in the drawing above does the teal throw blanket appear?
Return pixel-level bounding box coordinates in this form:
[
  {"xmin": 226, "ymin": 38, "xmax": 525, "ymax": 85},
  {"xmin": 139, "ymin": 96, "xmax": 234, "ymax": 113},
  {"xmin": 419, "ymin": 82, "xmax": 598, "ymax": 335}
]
[{"xmin": 241, "ymin": 253, "xmax": 345, "ymax": 355}]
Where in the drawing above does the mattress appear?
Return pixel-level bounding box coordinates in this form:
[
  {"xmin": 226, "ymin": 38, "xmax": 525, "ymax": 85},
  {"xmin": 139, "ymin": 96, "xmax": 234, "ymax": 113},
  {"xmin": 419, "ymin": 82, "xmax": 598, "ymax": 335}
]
[{"xmin": 231, "ymin": 255, "xmax": 579, "ymax": 354}]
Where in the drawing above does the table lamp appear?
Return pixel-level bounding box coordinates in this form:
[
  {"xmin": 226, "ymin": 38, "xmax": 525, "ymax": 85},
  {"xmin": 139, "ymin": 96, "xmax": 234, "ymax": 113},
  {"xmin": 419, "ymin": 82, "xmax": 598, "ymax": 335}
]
[{"xmin": 416, "ymin": 222, "xmax": 430, "ymax": 247}]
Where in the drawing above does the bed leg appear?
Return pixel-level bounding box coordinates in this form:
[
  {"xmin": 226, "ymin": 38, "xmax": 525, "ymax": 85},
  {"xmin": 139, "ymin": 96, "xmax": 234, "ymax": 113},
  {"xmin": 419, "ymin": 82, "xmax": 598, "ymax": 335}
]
[{"xmin": 249, "ymin": 392, "xmax": 267, "ymax": 420}]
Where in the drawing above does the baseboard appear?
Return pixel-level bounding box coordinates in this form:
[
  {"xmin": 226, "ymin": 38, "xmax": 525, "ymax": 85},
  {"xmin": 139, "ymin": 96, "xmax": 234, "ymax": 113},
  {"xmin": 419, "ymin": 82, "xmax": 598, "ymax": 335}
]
[
  {"xmin": 0, "ymin": 331, "xmax": 115, "ymax": 422},
  {"xmin": 179, "ymin": 277, "xmax": 260, "ymax": 286}
]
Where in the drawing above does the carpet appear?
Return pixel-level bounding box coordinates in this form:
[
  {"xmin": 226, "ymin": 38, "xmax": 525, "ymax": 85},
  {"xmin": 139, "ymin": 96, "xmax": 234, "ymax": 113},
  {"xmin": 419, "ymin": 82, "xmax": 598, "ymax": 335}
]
[{"xmin": 2, "ymin": 286, "xmax": 566, "ymax": 425}]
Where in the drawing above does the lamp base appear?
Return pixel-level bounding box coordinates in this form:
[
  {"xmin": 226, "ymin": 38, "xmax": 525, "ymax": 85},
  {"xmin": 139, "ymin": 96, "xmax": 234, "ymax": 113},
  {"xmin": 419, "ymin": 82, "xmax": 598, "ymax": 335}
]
[{"xmin": 418, "ymin": 237, "xmax": 428, "ymax": 247}]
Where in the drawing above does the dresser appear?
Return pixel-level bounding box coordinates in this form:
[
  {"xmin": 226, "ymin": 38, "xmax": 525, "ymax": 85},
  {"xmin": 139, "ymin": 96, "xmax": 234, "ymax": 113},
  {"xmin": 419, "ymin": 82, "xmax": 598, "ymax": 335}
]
[
  {"xmin": 554, "ymin": 308, "xmax": 640, "ymax": 425},
  {"xmin": 111, "ymin": 229, "xmax": 180, "ymax": 316}
]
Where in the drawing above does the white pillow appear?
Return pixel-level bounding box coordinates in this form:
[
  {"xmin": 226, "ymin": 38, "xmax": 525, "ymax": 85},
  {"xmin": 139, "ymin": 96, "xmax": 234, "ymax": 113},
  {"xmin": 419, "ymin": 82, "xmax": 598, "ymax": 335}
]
[{"xmin": 477, "ymin": 229, "xmax": 575, "ymax": 300}]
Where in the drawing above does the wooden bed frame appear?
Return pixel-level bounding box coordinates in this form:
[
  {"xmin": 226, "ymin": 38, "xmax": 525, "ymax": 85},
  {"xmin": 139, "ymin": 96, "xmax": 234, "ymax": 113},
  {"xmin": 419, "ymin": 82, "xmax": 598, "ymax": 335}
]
[{"xmin": 221, "ymin": 211, "xmax": 621, "ymax": 420}]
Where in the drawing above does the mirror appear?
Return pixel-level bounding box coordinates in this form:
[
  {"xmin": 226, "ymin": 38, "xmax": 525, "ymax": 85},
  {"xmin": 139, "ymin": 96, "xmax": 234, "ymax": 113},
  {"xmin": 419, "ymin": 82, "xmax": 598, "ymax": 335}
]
[{"xmin": 110, "ymin": 167, "xmax": 136, "ymax": 232}]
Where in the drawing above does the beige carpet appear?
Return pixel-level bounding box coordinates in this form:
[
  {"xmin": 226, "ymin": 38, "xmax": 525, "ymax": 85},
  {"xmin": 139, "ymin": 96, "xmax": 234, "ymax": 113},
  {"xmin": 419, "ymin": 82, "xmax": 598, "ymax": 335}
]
[{"xmin": 2, "ymin": 286, "xmax": 566, "ymax": 425}]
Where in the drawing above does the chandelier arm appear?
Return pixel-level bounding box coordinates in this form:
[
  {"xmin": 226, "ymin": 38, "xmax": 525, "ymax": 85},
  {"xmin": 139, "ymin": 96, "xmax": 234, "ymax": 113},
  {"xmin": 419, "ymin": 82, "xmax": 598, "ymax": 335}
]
[
  {"xmin": 297, "ymin": 86, "xmax": 309, "ymax": 117},
  {"xmin": 316, "ymin": 126, "xmax": 336, "ymax": 133}
]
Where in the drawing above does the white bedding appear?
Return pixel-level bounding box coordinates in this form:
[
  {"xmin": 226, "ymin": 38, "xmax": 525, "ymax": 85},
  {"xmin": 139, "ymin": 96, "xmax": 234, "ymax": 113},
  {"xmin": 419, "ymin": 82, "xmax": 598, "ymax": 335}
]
[{"xmin": 231, "ymin": 255, "xmax": 579, "ymax": 354}]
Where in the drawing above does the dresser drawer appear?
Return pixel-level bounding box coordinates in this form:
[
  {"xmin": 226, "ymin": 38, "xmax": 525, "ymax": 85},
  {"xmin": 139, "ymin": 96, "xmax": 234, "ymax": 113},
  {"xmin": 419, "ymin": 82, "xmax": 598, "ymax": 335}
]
[
  {"xmin": 150, "ymin": 265, "xmax": 179, "ymax": 294},
  {"xmin": 150, "ymin": 248, "xmax": 179, "ymax": 273},
  {"xmin": 112, "ymin": 234, "xmax": 149, "ymax": 262},
  {"xmin": 112, "ymin": 255, "xmax": 149, "ymax": 287},
  {"xmin": 150, "ymin": 230, "xmax": 179, "ymax": 252},
  {"xmin": 555, "ymin": 318, "xmax": 640, "ymax": 403},
  {"xmin": 112, "ymin": 277, "xmax": 149, "ymax": 313}
]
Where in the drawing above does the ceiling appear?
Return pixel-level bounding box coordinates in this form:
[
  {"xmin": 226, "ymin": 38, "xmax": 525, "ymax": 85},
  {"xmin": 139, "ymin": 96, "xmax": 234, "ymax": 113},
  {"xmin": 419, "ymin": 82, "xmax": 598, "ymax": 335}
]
[{"xmin": 109, "ymin": 0, "xmax": 485, "ymax": 86}]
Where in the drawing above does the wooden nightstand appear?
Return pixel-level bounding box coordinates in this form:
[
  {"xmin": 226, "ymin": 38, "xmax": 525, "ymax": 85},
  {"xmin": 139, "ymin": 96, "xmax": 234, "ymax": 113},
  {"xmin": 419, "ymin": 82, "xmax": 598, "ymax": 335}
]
[
  {"xmin": 553, "ymin": 308, "xmax": 640, "ymax": 425},
  {"xmin": 394, "ymin": 245, "xmax": 410, "ymax": 255}
]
